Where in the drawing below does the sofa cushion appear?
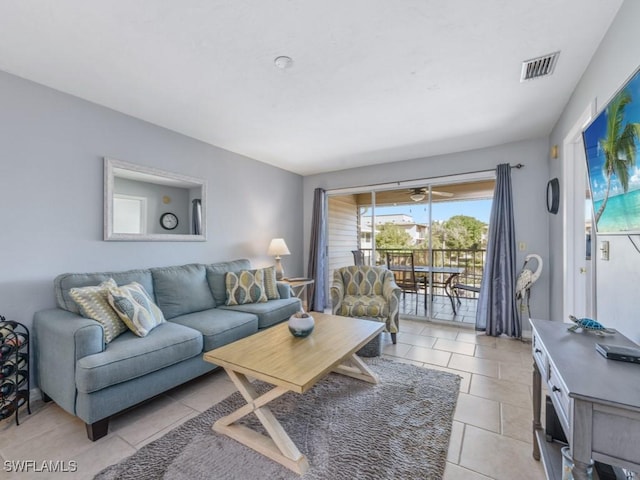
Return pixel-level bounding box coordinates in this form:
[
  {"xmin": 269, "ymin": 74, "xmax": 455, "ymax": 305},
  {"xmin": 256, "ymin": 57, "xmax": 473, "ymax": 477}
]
[
  {"xmin": 205, "ymin": 259, "xmax": 252, "ymax": 305},
  {"xmin": 69, "ymin": 279, "xmax": 128, "ymax": 343},
  {"xmin": 225, "ymin": 269, "xmax": 268, "ymax": 306},
  {"xmin": 219, "ymin": 297, "xmax": 301, "ymax": 329},
  {"xmin": 107, "ymin": 282, "xmax": 166, "ymax": 337},
  {"xmin": 75, "ymin": 322, "xmax": 202, "ymax": 394},
  {"xmin": 169, "ymin": 308, "xmax": 258, "ymax": 351},
  {"xmin": 151, "ymin": 264, "xmax": 215, "ymax": 319},
  {"xmin": 55, "ymin": 269, "xmax": 153, "ymax": 314}
]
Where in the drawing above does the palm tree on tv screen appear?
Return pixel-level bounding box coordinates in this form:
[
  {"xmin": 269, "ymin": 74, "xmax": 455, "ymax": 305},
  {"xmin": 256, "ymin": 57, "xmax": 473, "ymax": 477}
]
[{"xmin": 595, "ymin": 89, "xmax": 640, "ymax": 224}]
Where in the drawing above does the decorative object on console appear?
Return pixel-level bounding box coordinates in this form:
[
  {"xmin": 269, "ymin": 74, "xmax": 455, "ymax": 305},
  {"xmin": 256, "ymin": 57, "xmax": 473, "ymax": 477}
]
[
  {"xmin": 0, "ymin": 316, "xmax": 31, "ymax": 425},
  {"xmin": 288, "ymin": 311, "xmax": 314, "ymax": 337},
  {"xmin": 567, "ymin": 315, "xmax": 615, "ymax": 335},
  {"xmin": 267, "ymin": 238, "xmax": 290, "ymax": 280}
]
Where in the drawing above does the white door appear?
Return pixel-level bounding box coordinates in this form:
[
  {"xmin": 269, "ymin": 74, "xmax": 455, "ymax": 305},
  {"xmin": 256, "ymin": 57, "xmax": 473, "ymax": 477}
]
[{"xmin": 563, "ymin": 104, "xmax": 596, "ymax": 320}]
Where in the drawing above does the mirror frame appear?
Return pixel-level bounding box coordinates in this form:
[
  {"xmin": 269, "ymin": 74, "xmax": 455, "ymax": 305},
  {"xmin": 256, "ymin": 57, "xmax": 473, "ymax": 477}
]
[{"xmin": 104, "ymin": 157, "xmax": 207, "ymax": 241}]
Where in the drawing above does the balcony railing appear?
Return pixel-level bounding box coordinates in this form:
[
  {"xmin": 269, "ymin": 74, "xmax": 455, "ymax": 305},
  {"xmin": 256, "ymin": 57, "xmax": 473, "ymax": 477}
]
[{"xmin": 360, "ymin": 247, "xmax": 485, "ymax": 299}]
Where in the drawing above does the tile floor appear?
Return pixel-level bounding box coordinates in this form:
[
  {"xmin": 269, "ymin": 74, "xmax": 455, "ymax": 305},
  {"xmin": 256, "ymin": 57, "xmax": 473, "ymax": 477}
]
[
  {"xmin": 399, "ymin": 293, "xmax": 479, "ymax": 325},
  {"xmin": 0, "ymin": 318, "xmax": 545, "ymax": 480}
]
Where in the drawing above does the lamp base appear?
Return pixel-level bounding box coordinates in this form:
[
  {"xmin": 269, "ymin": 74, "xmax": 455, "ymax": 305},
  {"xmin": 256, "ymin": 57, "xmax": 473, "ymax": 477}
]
[{"xmin": 275, "ymin": 258, "xmax": 285, "ymax": 280}]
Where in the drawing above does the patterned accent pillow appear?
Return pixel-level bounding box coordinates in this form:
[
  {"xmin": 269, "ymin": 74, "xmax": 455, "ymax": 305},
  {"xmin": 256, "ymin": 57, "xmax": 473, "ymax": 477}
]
[
  {"xmin": 225, "ymin": 269, "xmax": 268, "ymax": 306},
  {"xmin": 262, "ymin": 266, "xmax": 280, "ymax": 300},
  {"xmin": 69, "ymin": 279, "xmax": 127, "ymax": 343},
  {"xmin": 107, "ymin": 282, "xmax": 166, "ymax": 337}
]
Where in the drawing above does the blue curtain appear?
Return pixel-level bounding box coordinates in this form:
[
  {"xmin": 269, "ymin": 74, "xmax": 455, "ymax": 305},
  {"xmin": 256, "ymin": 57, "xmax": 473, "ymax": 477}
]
[
  {"xmin": 476, "ymin": 164, "xmax": 520, "ymax": 337},
  {"xmin": 192, "ymin": 199, "xmax": 202, "ymax": 235},
  {"xmin": 307, "ymin": 188, "xmax": 327, "ymax": 312}
]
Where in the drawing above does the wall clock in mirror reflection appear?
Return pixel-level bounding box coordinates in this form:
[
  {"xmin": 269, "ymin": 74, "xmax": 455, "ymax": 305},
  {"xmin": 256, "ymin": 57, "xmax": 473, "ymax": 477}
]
[{"xmin": 160, "ymin": 212, "xmax": 179, "ymax": 230}]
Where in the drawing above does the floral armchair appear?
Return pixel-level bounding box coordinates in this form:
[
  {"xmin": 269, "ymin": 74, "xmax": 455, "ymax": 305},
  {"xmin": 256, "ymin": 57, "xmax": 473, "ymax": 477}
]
[{"xmin": 331, "ymin": 266, "xmax": 401, "ymax": 344}]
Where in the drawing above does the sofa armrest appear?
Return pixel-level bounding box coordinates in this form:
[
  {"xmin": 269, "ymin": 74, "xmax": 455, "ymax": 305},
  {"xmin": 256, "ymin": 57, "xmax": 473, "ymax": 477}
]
[
  {"xmin": 33, "ymin": 308, "xmax": 104, "ymax": 415},
  {"xmin": 276, "ymin": 281, "xmax": 292, "ymax": 299}
]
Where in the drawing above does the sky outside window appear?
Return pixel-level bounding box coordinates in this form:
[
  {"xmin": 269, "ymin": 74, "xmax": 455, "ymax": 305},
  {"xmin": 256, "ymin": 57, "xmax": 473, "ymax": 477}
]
[{"xmin": 369, "ymin": 199, "xmax": 492, "ymax": 224}]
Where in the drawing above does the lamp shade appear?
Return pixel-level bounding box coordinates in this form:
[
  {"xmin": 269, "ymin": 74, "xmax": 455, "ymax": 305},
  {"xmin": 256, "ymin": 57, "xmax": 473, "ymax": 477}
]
[{"xmin": 267, "ymin": 238, "xmax": 291, "ymax": 256}]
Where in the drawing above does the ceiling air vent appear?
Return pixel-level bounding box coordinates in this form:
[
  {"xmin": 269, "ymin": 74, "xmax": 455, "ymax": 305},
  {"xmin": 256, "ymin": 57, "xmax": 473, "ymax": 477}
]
[{"xmin": 520, "ymin": 51, "xmax": 560, "ymax": 82}]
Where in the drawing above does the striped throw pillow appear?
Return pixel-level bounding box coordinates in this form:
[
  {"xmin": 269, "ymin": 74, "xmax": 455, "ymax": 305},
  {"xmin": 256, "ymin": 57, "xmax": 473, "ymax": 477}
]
[{"xmin": 69, "ymin": 279, "xmax": 127, "ymax": 343}]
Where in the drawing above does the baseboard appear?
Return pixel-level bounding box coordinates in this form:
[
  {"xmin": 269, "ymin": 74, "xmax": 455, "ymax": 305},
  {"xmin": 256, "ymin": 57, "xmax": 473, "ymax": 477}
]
[{"xmin": 30, "ymin": 387, "xmax": 43, "ymax": 403}]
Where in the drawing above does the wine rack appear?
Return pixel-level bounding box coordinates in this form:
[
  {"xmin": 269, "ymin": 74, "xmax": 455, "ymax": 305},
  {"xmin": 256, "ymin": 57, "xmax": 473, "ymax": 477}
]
[{"xmin": 1, "ymin": 316, "xmax": 30, "ymax": 425}]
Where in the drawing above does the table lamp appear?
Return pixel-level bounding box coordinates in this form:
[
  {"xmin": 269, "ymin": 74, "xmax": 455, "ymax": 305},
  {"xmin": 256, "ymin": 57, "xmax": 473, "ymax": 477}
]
[{"xmin": 267, "ymin": 238, "xmax": 290, "ymax": 280}]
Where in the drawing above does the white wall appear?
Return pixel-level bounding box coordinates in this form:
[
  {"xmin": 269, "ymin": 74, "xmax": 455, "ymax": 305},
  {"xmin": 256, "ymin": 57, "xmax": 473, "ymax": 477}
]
[
  {"xmin": 303, "ymin": 137, "xmax": 551, "ymax": 330},
  {"xmin": 0, "ymin": 71, "xmax": 304, "ymax": 336},
  {"xmin": 549, "ymin": 0, "xmax": 640, "ymax": 342}
]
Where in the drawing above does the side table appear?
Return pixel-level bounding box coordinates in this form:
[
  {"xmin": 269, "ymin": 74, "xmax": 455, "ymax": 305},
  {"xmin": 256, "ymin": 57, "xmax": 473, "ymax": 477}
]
[{"xmin": 281, "ymin": 278, "xmax": 315, "ymax": 312}]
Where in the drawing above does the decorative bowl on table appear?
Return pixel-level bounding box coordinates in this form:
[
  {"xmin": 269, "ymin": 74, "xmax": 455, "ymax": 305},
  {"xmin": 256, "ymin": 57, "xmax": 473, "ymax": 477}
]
[{"xmin": 288, "ymin": 312, "xmax": 315, "ymax": 338}]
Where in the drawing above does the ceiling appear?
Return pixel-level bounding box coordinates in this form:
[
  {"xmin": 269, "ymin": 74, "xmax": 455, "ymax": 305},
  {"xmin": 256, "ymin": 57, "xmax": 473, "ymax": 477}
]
[
  {"xmin": 0, "ymin": 1, "xmax": 623, "ymax": 175},
  {"xmin": 354, "ymin": 180, "xmax": 497, "ymax": 207}
]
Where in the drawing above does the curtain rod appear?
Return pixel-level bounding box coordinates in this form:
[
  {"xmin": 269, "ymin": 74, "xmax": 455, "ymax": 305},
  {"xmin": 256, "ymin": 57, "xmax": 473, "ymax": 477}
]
[{"xmin": 460, "ymin": 163, "xmax": 525, "ymax": 177}]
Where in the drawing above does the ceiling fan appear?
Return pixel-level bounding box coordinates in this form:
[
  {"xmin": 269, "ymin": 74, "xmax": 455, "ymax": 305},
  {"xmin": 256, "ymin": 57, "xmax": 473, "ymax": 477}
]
[{"xmin": 409, "ymin": 187, "xmax": 453, "ymax": 202}]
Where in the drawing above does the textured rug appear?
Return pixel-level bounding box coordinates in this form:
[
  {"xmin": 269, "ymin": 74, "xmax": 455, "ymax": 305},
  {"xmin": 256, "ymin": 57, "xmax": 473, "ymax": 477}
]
[{"xmin": 95, "ymin": 358, "xmax": 460, "ymax": 480}]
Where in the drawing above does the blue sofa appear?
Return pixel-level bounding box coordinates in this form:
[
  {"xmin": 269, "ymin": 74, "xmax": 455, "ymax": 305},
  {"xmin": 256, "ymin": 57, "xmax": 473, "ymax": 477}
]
[{"xmin": 33, "ymin": 259, "xmax": 301, "ymax": 440}]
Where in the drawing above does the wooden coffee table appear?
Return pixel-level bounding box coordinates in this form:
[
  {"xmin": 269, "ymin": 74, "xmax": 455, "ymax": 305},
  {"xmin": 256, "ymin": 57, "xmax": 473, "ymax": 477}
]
[{"xmin": 203, "ymin": 312, "xmax": 384, "ymax": 474}]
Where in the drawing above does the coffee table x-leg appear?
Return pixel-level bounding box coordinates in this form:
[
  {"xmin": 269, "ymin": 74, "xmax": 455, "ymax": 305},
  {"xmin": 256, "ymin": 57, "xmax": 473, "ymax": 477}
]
[{"xmin": 212, "ymin": 354, "xmax": 379, "ymax": 475}]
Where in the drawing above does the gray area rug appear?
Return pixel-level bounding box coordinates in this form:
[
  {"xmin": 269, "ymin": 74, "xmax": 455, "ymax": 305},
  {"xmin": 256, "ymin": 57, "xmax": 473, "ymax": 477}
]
[{"xmin": 95, "ymin": 358, "xmax": 460, "ymax": 480}]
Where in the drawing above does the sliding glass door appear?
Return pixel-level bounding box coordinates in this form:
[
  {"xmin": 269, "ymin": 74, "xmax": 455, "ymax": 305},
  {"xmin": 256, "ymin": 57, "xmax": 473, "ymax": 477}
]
[{"xmin": 326, "ymin": 175, "xmax": 494, "ymax": 324}]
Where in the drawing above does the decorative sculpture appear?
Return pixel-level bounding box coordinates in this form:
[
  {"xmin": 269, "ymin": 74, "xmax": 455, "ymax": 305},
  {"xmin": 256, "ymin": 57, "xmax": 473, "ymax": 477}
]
[
  {"xmin": 567, "ymin": 315, "xmax": 615, "ymax": 335},
  {"xmin": 515, "ymin": 253, "xmax": 543, "ymax": 319}
]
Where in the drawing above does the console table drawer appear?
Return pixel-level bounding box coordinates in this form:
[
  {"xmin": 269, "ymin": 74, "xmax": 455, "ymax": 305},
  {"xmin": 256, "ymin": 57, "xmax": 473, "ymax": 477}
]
[
  {"xmin": 548, "ymin": 365, "xmax": 569, "ymax": 428},
  {"xmin": 532, "ymin": 333, "xmax": 548, "ymax": 379},
  {"xmin": 592, "ymin": 406, "xmax": 640, "ymax": 466}
]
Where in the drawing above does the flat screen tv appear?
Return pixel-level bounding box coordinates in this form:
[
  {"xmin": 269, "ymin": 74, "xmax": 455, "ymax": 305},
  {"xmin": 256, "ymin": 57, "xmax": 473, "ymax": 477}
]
[{"xmin": 582, "ymin": 65, "xmax": 640, "ymax": 234}]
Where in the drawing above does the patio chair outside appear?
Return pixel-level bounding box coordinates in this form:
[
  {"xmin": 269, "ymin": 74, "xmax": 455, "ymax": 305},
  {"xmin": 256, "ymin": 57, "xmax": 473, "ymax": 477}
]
[{"xmin": 386, "ymin": 251, "xmax": 424, "ymax": 315}]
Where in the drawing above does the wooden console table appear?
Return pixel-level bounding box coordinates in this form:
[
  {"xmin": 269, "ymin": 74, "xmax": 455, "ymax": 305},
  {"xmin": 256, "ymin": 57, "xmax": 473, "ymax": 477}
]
[{"xmin": 530, "ymin": 318, "xmax": 640, "ymax": 480}]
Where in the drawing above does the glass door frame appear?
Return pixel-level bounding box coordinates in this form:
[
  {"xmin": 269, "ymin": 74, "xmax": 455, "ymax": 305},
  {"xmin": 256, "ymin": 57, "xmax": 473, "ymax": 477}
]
[{"xmin": 326, "ymin": 170, "xmax": 496, "ymax": 318}]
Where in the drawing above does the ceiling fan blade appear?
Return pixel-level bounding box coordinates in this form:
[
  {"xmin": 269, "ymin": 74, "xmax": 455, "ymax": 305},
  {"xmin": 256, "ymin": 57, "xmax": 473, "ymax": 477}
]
[{"xmin": 432, "ymin": 190, "xmax": 454, "ymax": 197}]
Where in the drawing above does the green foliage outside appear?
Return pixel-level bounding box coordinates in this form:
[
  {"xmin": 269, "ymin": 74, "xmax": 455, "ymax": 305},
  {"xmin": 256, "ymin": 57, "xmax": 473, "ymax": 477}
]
[
  {"xmin": 374, "ymin": 216, "xmax": 487, "ymax": 250},
  {"xmin": 375, "ymin": 223, "xmax": 412, "ymax": 249},
  {"xmin": 418, "ymin": 215, "xmax": 487, "ymax": 250}
]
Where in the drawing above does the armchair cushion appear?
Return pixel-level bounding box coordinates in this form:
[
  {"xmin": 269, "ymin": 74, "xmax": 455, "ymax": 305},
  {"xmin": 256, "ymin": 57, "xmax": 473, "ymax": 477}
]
[{"xmin": 337, "ymin": 294, "xmax": 389, "ymax": 318}]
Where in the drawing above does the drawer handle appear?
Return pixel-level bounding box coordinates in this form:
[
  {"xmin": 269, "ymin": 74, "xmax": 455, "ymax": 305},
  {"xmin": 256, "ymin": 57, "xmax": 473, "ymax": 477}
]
[
  {"xmin": 552, "ymin": 385, "xmax": 561, "ymax": 393},
  {"xmin": 535, "ymin": 348, "xmax": 542, "ymax": 353}
]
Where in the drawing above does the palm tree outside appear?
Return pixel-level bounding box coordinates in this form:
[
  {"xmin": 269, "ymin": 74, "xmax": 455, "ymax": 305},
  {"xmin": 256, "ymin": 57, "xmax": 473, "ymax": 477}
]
[{"xmin": 594, "ymin": 88, "xmax": 640, "ymax": 224}]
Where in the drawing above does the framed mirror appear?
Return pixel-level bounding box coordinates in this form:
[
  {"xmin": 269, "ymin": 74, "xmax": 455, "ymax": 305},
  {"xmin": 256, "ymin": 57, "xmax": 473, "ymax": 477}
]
[{"xmin": 104, "ymin": 158, "xmax": 206, "ymax": 241}]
